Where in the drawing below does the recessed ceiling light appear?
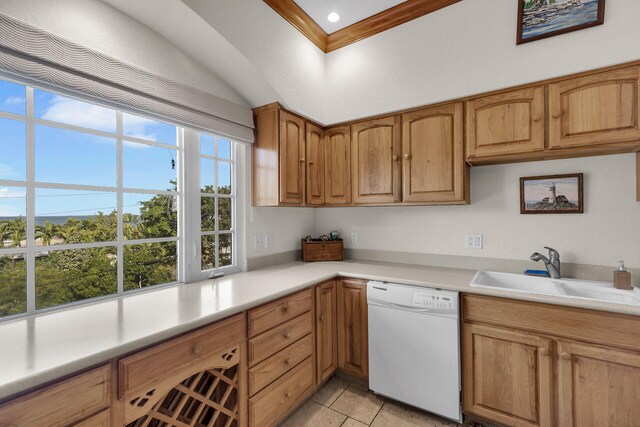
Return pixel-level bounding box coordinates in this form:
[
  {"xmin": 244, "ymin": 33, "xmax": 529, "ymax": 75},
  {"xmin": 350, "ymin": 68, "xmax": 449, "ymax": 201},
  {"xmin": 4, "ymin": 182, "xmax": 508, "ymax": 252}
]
[{"xmin": 327, "ymin": 12, "xmax": 340, "ymax": 23}]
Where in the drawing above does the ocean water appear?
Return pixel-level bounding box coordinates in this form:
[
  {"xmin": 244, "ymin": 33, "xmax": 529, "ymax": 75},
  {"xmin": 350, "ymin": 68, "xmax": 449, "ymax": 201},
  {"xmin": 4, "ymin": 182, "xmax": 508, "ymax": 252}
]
[
  {"xmin": 522, "ymin": 0, "xmax": 600, "ymax": 39},
  {"xmin": 1, "ymin": 216, "xmax": 97, "ymax": 225}
]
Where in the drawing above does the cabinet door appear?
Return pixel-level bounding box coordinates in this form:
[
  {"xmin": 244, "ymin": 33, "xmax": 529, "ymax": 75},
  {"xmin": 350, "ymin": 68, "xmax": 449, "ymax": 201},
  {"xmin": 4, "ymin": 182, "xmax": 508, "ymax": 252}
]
[
  {"xmin": 279, "ymin": 111, "xmax": 306, "ymax": 205},
  {"xmin": 466, "ymin": 86, "xmax": 545, "ymax": 158},
  {"xmin": 462, "ymin": 323, "xmax": 554, "ymax": 427},
  {"xmin": 549, "ymin": 67, "xmax": 640, "ymax": 149},
  {"xmin": 315, "ymin": 280, "xmax": 338, "ymax": 382},
  {"xmin": 337, "ymin": 278, "xmax": 368, "ymax": 378},
  {"xmin": 558, "ymin": 341, "xmax": 640, "ymax": 427},
  {"xmin": 351, "ymin": 116, "xmax": 401, "ymax": 204},
  {"xmin": 306, "ymin": 123, "xmax": 324, "ymax": 205},
  {"xmin": 402, "ymin": 102, "xmax": 468, "ymax": 203},
  {"xmin": 324, "ymin": 125, "xmax": 352, "ymax": 205}
]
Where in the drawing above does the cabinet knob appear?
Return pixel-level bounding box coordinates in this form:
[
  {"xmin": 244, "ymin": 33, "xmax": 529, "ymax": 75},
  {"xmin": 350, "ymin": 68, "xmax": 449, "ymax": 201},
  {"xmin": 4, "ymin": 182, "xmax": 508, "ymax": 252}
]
[
  {"xmin": 285, "ymin": 391, "xmax": 292, "ymax": 398},
  {"xmin": 533, "ymin": 115, "xmax": 542, "ymax": 122},
  {"xmin": 404, "ymin": 154, "xmax": 410, "ymax": 160},
  {"xmin": 320, "ymin": 314, "xmax": 325, "ymax": 322},
  {"xmin": 308, "ymin": 161, "xmax": 314, "ymax": 165},
  {"xmin": 192, "ymin": 344, "xmax": 203, "ymax": 355},
  {"xmin": 299, "ymin": 158, "xmax": 305, "ymax": 162},
  {"xmin": 282, "ymin": 304, "xmax": 290, "ymax": 313},
  {"xmin": 552, "ymin": 111, "xmax": 562, "ymax": 119},
  {"xmin": 392, "ymin": 155, "xmax": 399, "ymax": 161},
  {"xmin": 285, "ymin": 358, "xmax": 293, "ymax": 366},
  {"xmin": 539, "ymin": 347, "xmax": 549, "ymax": 356},
  {"xmin": 561, "ymin": 352, "xmax": 571, "ymax": 360},
  {"xmin": 284, "ymin": 332, "xmax": 292, "ymax": 339}
]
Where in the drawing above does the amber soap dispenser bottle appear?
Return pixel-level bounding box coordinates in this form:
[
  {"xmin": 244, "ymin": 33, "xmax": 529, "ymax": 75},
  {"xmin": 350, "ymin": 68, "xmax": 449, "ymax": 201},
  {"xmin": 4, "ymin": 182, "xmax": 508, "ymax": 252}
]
[{"xmin": 614, "ymin": 261, "xmax": 632, "ymax": 290}]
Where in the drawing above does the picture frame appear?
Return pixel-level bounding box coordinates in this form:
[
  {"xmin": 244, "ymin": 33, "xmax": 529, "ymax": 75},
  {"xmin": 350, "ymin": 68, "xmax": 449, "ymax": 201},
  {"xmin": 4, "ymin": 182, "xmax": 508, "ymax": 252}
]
[
  {"xmin": 517, "ymin": 0, "xmax": 605, "ymax": 45},
  {"xmin": 520, "ymin": 173, "xmax": 584, "ymax": 214}
]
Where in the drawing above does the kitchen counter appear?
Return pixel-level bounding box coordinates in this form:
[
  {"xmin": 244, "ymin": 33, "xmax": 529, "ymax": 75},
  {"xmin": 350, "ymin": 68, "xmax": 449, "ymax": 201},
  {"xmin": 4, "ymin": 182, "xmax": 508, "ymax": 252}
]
[{"xmin": 0, "ymin": 259, "xmax": 638, "ymax": 401}]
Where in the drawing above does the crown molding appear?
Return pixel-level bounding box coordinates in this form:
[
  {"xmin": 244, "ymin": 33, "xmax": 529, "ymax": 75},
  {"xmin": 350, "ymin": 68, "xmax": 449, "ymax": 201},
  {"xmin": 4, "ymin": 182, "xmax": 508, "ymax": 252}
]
[{"xmin": 264, "ymin": 0, "xmax": 462, "ymax": 53}]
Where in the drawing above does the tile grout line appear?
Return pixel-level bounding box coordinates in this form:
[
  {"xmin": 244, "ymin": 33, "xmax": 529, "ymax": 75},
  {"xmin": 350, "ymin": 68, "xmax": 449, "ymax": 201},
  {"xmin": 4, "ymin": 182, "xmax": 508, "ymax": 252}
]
[{"xmin": 369, "ymin": 399, "xmax": 388, "ymax": 426}]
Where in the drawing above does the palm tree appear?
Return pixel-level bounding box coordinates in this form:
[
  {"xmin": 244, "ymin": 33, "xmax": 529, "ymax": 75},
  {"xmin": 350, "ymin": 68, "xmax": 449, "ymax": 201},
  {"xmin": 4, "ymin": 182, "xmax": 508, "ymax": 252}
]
[
  {"xmin": 36, "ymin": 221, "xmax": 58, "ymax": 246},
  {"xmin": 7, "ymin": 216, "xmax": 26, "ymax": 268}
]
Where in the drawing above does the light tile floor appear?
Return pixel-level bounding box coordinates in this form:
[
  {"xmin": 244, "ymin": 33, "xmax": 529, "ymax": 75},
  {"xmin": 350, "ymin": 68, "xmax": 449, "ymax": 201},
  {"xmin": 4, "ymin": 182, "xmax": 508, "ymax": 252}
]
[{"xmin": 279, "ymin": 376, "xmax": 461, "ymax": 427}]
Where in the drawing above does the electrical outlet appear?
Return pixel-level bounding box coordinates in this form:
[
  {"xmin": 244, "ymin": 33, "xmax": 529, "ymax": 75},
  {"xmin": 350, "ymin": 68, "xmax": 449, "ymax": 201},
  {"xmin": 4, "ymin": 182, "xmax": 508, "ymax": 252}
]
[
  {"xmin": 254, "ymin": 234, "xmax": 262, "ymax": 251},
  {"xmin": 351, "ymin": 232, "xmax": 358, "ymax": 244},
  {"xmin": 465, "ymin": 234, "xmax": 483, "ymax": 249},
  {"xmin": 264, "ymin": 233, "xmax": 272, "ymax": 249}
]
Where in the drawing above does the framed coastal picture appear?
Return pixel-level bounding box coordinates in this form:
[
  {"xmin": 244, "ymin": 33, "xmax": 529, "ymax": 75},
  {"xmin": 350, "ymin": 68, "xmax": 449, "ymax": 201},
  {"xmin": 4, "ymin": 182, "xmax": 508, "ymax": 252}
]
[
  {"xmin": 520, "ymin": 173, "xmax": 584, "ymax": 214},
  {"xmin": 517, "ymin": 0, "xmax": 606, "ymax": 45}
]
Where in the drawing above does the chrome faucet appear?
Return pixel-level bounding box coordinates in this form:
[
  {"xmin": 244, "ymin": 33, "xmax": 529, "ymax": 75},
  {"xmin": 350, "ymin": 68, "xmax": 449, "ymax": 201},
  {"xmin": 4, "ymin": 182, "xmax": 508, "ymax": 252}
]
[{"xmin": 530, "ymin": 247, "xmax": 561, "ymax": 279}]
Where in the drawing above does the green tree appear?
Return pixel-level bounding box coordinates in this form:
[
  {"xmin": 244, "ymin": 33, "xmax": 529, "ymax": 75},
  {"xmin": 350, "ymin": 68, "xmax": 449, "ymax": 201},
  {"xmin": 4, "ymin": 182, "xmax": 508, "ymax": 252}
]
[{"xmin": 36, "ymin": 221, "xmax": 58, "ymax": 246}]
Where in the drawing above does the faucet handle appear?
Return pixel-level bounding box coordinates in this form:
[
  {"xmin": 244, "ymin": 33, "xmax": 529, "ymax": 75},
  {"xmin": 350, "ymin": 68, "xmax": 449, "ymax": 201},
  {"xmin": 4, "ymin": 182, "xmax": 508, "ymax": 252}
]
[{"xmin": 544, "ymin": 246, "xmax": 559, "ymax": 260}]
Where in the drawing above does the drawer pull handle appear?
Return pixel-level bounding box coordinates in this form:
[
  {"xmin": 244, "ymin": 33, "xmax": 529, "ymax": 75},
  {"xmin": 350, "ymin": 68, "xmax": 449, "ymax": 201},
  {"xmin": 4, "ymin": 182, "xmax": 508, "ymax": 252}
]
[
  {"xmin": 320, "ymin": 314, "xmax": 325, "ymax": 322},
  {"xmin": 539, "ymin": 348, "xmax": 549, "ymax": 356},
  {"xmin": 285, "ymin": 391, "xmax": 292, "ymax": 398},
  {"xmin": 284, "ymin": 332, "xmax": 292, "ymax": 339},
  {"xmin": 192, "ymin": 344, "xmax": 203, "ymax": 355},
  {"xmin": 285, "ymin": 358, "xmax": 293, "ymax": 366},
  {"xmin": 561, "ymin": 352, "xmax": 571, "ymax": 360}
]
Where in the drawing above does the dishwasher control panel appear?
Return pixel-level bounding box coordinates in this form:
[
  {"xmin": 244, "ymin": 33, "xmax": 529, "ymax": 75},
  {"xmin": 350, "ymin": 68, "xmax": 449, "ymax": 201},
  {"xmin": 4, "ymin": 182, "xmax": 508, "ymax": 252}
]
[{"xmin": 412, "ymin": 291, "xmax": 456, "ymax": 310}]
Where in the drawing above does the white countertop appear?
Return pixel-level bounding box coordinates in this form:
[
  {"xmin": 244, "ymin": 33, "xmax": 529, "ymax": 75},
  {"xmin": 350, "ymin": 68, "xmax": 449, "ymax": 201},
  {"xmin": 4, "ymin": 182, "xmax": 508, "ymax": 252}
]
[{"xmin": 1, "ymin": 260, "xmax": 638, "ymax": 401}]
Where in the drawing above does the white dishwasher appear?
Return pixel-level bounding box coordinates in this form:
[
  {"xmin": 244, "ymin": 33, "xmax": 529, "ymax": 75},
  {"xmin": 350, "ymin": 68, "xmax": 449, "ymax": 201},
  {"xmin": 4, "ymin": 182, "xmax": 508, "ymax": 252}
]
[{"xmin": 367, "ymin": 281, "xmax": 461, "ymax": 423}]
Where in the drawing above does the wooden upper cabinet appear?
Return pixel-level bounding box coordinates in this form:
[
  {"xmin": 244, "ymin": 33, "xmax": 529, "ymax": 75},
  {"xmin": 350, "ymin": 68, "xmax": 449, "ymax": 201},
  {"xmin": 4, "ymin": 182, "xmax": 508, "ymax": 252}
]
[
  {"xmin": 549, "ymin": 66, "xmax": 640, "ymax": 149},
  {"xmin": 557, "ymin": 341, "xmax": 640, "ymax": 427},
  {"xmin": 351, "ymin": 115, "xmax": 401, "ymax": 204},
  {"xmin": 462, "ymin": 323, "xmax": 554, "ymax": 427},
  {"xmin": 466, "ymin": 86, "xmax": 545, "ymax": 159},
  {"xmin": 279, "ymin": 111, "xmax": 306, "ymax": 205},
  {"xmin": 337, "ymin": 278, "xmax": 368, "ymax": 378},
  {"xmin": 402, "ymin": 102, "xmax": 468, "ymax": 203},
  {"xmin": 324, "ymin": 125, "xmax": 352, "ymax": 205},
  {"xmin": 315, "ymin": 280, "xmax": 338, "ymax": 383},
  {"xmin": 306, "ymin": 122, "xmax": 324, "ymax": 205}
]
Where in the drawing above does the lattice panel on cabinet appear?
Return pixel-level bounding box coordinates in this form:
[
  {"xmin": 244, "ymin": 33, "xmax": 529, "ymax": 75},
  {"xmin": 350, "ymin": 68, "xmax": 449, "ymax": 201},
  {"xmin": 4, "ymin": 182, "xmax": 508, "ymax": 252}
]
[{"xmin": 126, "ymin": 349, "xmax": 240, "ymax": 427}]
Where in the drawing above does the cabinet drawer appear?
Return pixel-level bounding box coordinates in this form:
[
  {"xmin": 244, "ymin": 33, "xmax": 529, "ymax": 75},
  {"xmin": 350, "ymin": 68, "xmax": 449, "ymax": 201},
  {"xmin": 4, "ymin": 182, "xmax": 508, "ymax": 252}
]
[
  {"xmin": 249, "ymin": 356, "xmax": 314, "ymax": 427},
  {"xmin": 248, "ymin": 289, "xmax": 312, "ymax": 337},
  {"xmin": 119, "ymin": 314, "xmax": 244, "ymax": 397},
  {"xmin": 249, "ymin": 334, "xmax": 313, "ymax": 396},
  {"xmin": 0, "ymin": 365, "xmax": 110, "ymax": 427},
  {"xmin": 73, "ymin": 409, "xmax": 110, "ymax": 427},
  {"xmin": 249, "ymin": 312, "xmax": 312, "ymax": 366}
]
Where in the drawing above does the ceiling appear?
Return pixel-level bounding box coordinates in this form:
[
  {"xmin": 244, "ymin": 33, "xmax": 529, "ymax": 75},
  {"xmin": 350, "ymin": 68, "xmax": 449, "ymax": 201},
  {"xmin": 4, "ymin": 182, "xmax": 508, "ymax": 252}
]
[{"xmin": 294, "ymin": 0, "xmax": 406, "ymax": 33}]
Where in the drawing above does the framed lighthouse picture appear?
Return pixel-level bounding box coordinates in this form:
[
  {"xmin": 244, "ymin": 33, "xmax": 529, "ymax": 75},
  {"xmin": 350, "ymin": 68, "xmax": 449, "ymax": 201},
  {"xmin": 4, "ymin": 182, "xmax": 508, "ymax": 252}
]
[{"xmin": 520, "ymin": 173, "xmax": 583, "ymax": 214}]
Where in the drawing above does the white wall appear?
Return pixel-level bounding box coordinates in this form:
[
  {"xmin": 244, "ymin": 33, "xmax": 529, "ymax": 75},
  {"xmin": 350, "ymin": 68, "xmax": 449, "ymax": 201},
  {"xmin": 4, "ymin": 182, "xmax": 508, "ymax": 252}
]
[
  {"xmin": 326, "ymin": 0, "xmax": 640, "ymax": 123},
  {"xmin": 0, "ymin": 0, "xmax": 248, "ymax": 106},
  {"xmin": 316, "ymin": 154, "xmax": 640, "ymax": 268}
]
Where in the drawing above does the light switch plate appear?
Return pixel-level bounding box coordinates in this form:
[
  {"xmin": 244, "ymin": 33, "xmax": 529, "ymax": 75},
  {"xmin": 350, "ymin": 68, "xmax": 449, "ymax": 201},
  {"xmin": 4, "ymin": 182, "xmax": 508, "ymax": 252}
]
[
  {"xmin": 351, "ymin": 232, "xmax": 358, "ymax": 244},
  {"xmin": 264, "ymin": 233, "xmax": 272, "ymax": 249},
  {"xmin": 254, "ymin": 234, "xmax": 262, "ymax": 251},
  {"xmin": 465, "ymin": 234, "xmax": 483, "ymax": 249}
]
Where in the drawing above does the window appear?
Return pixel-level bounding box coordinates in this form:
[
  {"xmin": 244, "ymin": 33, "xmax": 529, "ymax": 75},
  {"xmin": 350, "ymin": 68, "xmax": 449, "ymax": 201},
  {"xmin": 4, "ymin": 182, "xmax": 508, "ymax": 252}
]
[{"xmin": 0, "ymin": 79, "xmax": 187, "ymax": 317}]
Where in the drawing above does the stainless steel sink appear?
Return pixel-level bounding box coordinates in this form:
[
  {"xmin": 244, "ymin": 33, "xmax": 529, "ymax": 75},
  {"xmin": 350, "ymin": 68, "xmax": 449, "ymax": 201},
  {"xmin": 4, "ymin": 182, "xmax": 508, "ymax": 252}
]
[{"xmin": 470, "ymin": 271, "xmax": 640, "ymax": 307}]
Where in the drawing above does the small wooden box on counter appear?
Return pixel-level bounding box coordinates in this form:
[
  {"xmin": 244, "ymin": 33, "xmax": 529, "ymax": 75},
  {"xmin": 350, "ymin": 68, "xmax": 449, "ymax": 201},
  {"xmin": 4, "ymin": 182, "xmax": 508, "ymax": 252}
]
[{"xmin": 301, "ymin": 239, "xmax": 344, "ymax": 262}]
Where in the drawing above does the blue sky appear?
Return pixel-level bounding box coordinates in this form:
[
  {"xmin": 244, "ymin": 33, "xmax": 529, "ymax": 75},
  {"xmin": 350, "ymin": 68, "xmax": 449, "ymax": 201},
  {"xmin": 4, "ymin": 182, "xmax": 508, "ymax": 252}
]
[{"xmin": 0, "ymin": 79, "xmax": 232, "ymax": 219}]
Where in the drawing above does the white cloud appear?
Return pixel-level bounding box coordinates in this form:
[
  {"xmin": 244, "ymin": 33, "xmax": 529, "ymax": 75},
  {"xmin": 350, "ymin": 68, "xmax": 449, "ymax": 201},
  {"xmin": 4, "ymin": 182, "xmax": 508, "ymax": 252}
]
[
  {"xmin": 41, "ymin": 95, "xmax": 116, "ymax": 132},
  {"xmin": 0, "ymin": 187, "xmax": 26, "ymax": 199},
  {"xmin": 4, "ymin": 96, "xmax": 25, "ymax": 106}
]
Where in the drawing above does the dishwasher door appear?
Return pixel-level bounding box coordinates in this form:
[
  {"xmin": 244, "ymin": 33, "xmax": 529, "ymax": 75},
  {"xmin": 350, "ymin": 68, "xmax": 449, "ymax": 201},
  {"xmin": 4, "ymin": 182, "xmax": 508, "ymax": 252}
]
[{"xmin": 368, "ymin": 283, "xmax": 461, "ymax": 422}]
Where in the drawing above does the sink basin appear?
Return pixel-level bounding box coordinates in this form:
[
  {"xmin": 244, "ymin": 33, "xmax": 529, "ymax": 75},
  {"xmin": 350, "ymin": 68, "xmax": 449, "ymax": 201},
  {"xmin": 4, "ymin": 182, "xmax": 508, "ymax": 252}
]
[{"xmin": 470, "ymin": 271, "xmax": 640, "ymax": 307}]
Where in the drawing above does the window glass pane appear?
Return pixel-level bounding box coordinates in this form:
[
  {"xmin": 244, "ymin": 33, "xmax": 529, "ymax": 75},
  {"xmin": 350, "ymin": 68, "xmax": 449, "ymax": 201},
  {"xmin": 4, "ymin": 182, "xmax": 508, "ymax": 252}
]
[
  {"xmin": 123, "ymin": 113, "xmax": 177, "ymax": 146},
  {"xmin": 218, "ymin": 198, "xmax": 232, "ymax": 231},
  {"xmin": 201, "ymin": 197, "xmax": 215, "ymax": 232},
  {"xmin": 200, "ymin": 158, "xmax": 215, "ymax": 193},
  {"xmin": 0, "ymin": 253, "xmax": 26, "ymax": 317},
  {"xmin": 36, "ymin": 189, "xmax": 116, "ymax": 245},
  {"xmin": 0, "ymin": 186, "xmax": 26, "ymax": 248},
  {"xmin": 201, "ymin": 235, "xmax": 215, "ymax": 270},
  {"xmin": 123, "ymin": 142, "xmax": 177, "ymax": 190},
  {"xmin": 0, "ymin": 80, "xmax": 26, "ymax": 115},
  {"xmin": 0, "ymin": 118, "xmax": 26, "ymax": 181},
  {"xmin": 124, "ymin": 242, "xmax": 177, "ymax": 291},
  {"xmin": 35, "ymin": 125, "xmax": 116, "ymax": 187},
  {"xmin": 35, "ymin": 246, "xmax": 117, "ymax": 309},
  {"xmin": 218, "ymin": 161, "xmax": 232, "ymax": 194},
  {"xmin": 123, "ymin": 193, "xmax": 177, "ymax": 240},
  {"xmin": 34, "ymin": 89, "xmax": 116, "ymax": 133},
  {"xmin": 219, "ymin": 234, "xmax": 232, "ymax": 267},
  {"xmin": 200, "ymin": 133, "xmax": 214, "ymax": 156},
  {"xmin": 218, "ymin": 138, "xmax": 231, "ymax": 159}
]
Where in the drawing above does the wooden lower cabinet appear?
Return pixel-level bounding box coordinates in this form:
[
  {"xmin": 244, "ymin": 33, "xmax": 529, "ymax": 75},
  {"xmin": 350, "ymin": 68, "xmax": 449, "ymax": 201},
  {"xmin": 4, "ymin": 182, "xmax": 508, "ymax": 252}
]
[
  {"xmin": 315, "ymin": 280, "xmax": 338, "ymax": 382},
  {"xmin": 462, "ymin": 323, "xmax": 554, "ymax": 427},
  {"xmin": 557, "ymin": 341, "xmax": 640, "ymax": 427},
  {"xmin": 337, "ymin": 278, "xmax": 368, "ymax": 378}
]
